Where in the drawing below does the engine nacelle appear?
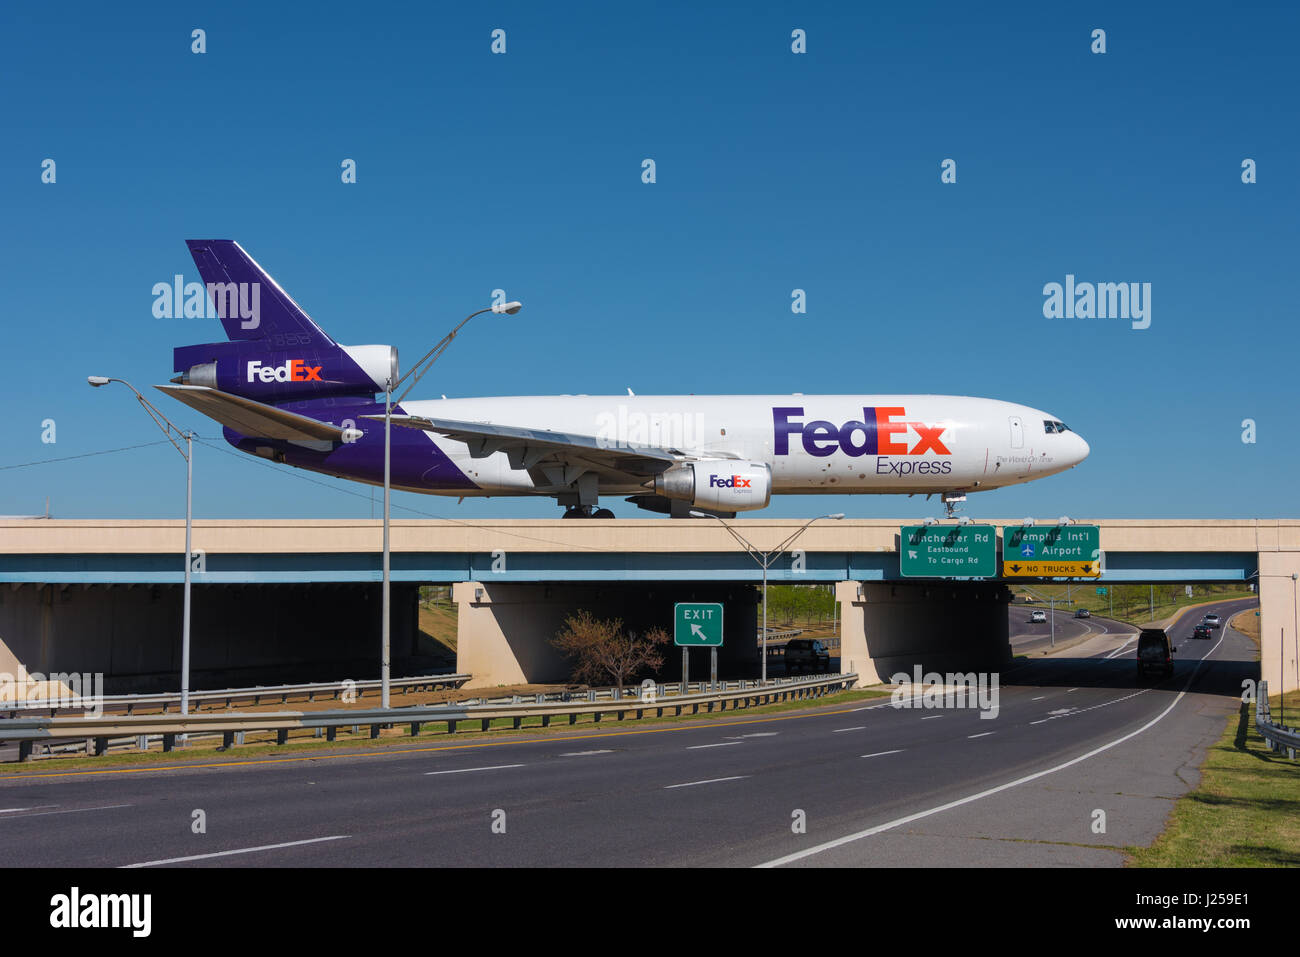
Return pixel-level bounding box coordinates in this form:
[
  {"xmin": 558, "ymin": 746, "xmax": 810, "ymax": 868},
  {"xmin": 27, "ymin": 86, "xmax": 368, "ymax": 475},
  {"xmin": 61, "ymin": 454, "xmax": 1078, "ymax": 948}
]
[
  {"xmin": 172, "ymin": 342, "xmax": 398, "ymax": 402},
  {"xmin": 654, "ymin": 461, "xmax": 771, "ymax": 512}
]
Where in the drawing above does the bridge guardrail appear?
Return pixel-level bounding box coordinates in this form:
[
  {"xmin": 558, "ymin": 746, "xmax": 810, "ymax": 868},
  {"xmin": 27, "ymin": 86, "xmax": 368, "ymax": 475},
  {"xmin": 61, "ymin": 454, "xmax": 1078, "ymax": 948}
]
[
  {"xmin": 1255, "ymin": 680, "xmax": 1300, "ymax": 759},
  {"xmin": 2, "ymin": 672, "xmax": 471, "ymax": 717},
  {"xmin": 0, "ymin": 672, "xmax": 858, "ymax": 762}
]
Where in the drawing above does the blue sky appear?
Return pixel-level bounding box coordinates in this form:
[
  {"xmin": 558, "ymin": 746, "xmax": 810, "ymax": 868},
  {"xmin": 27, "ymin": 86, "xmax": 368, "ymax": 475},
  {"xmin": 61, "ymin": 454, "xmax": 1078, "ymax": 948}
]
[{"xmin": 1, "ymin": 1, "xmax": 1295, "ymax": 521}]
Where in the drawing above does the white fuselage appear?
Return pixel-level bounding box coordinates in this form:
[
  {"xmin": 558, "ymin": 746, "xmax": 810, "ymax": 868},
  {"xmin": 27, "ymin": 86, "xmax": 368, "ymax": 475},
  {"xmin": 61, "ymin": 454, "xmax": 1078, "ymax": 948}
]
[{"xmin": 401, "ymin": 394, "xmax": 1089, "ymax": 497}]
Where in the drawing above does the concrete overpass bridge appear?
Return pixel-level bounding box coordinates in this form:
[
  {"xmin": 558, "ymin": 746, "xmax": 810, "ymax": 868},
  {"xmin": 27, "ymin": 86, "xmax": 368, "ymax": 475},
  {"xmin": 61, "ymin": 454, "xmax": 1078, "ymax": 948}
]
[{"xmin": 0, "ymin": 519, "xmax": 1290, "ymax": 692}]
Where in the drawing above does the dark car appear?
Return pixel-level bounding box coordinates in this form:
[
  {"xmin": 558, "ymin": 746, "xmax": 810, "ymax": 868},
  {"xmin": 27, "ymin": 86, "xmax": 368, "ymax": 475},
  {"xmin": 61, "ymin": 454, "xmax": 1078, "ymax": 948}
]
[
  {"xmin": 1192, "ymin": 624, "xmax": 1213, "ymax": 640},
  {"xmin": 784, "ymin": 639, "xmax": 830, "ymax": 674},
  {"xmin": 1137, "ymin": 628, "xmax": 1176, "ymax": 679},
  {"xmin": 1074, "ymin": 608, "xmax": 1091, "ymax": 619}
]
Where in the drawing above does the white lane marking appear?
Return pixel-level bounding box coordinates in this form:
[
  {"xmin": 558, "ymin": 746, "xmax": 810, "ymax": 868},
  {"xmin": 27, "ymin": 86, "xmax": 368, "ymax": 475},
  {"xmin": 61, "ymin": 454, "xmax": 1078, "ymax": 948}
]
[
  {"xmin": 832, "ymin": 726, "xmax": 866, "ymax": 733},
  {"xmin": 0, "ymin": 804, "xmax": 130, "ymax": 821},
  {"xmin": 664, "ymin": 775, "xmax": 749, "ymax": 789},
  {"xmin": 967, "ymin": 732, "xmax": 995, "ymax": 739},
  {"xmin": 921, "ymin": 715, "xmax": 943, "ymax": 720},
  {"xmin": 1030, "ymin": 696, "xmax": 1046, "ymax": 701},
  {"xmin": 861, "ymin": 750, "xmax": 903, "ymax": 758},
  {"xmin": 122, "ymin": 835, "xmax": 350, "ymax": 868},
  {"xmin": 559, "ymin": 750, "xmax": 613, "ymax": 757},
  {"xmin": 848, "ymin": 704, "xmax": 892, "ymax": 713},
  {"xmin": 425, "ymin": 764, "xmax": 525, "ymax": 775},
  {"xmin": 1067, "ymin": 688, "xmax": 1079, "ymax": 693},
  {"xmin": 1105, "ymin": 638, "xmax": 1137, "ymax": 660},
  {"xmin": 757, "ymin": 633, "xmax": 1226, "ymax": 868},
  {"xmin": 687, "ymin": 742, "xmax": 741, "ymax": 750},
  {"xmin": 0, "ymin": 806, "xmax": 55, "ymax": 813},
  {"xmin": 1048, "ymin": 708, "xmax": 1073, "ymax": 715},
  {"xmin": 725, "ymin": 732, "xmax": 779, "ymax": 739}
]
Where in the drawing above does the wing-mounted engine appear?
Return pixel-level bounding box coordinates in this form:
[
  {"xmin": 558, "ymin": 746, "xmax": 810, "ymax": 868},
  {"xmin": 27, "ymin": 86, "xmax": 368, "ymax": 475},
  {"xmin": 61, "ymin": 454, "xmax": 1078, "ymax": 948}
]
[{"xmin": 654, "ymin": 461, "xmax": 771, "ymax": 512}]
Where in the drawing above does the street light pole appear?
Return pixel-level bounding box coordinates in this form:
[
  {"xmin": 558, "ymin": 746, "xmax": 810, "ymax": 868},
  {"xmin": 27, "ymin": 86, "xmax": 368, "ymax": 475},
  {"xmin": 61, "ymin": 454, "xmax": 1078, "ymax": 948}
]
[
  {"xmin": 693, "ymin": 511, "xmax": 844, "ymax": 681},
  {"xmin": 88, "ymin": 376, "xmax": 194, "ymax": 716},
  {"xmin": 378, "ymin": 302, "xmax": 521, "ymax": 708}
]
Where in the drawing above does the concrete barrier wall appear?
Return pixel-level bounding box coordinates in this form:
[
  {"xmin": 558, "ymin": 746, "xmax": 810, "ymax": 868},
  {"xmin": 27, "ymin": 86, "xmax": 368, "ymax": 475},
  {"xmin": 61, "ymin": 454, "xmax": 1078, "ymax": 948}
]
[{"xmin": 838, "ymin": 580, "xmax": 1011, "ymax": 683}]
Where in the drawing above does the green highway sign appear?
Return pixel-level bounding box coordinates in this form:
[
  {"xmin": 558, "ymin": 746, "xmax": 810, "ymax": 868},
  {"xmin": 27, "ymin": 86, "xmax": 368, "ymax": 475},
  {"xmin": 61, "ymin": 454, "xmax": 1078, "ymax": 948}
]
[
  {"xmin": 1003, "ymin": 525, "xmax": 1102, "ymax": 578},
  {"xmin": 900, "ymin": 525, "xmax": 997, "ymax": 578},
  {"xmin": 1096, "ymin": 586, "xmax": 1108, "ymax": 595},
  {"xmin": 674, "ymin": 602, "xmax": 724, "ymax": 647}
]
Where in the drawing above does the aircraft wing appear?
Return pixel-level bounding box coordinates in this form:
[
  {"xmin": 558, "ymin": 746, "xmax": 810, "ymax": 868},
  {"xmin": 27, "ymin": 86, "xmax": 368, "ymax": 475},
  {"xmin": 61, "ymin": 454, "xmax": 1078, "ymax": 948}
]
[
  {"xmin": 156, "ymin": 384, "xmax": 348, "ymax": 442},
  {"xmin": 361, "ymin": 413, "xmax": 703, "ymax": 480}
]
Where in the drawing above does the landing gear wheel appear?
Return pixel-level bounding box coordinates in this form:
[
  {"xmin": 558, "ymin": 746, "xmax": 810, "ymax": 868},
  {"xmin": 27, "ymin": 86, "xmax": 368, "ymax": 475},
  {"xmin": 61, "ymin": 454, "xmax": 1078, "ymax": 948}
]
[
  {"xmin": 591, "ymin": 508, "xmax": 615, "ymax": 519},
  {"xmin": 561, "ymin": 506, "xmax": 588, "ymax": 519}
]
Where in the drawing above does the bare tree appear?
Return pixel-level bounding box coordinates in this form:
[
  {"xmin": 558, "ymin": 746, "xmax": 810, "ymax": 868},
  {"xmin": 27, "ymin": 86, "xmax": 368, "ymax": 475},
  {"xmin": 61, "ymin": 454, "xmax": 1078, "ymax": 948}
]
[{"xmin": 551, "ymin": 610, "xmax": 670, "ymax": 691}]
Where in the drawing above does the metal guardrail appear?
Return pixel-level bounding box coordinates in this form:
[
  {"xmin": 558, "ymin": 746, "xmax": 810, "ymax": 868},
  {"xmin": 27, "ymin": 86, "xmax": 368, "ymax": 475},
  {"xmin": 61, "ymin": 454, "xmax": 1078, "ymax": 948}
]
[
  {"xmin": 1255, "ymin": 680, "xmax": 1300, "ymax": 759},
  {"xmin": 2, "ymin": 673, "xmax": 471, "ymax": 717},
  {"xmin": 0, "ymin": 672, "xmax": 858, "ymax": 762}
]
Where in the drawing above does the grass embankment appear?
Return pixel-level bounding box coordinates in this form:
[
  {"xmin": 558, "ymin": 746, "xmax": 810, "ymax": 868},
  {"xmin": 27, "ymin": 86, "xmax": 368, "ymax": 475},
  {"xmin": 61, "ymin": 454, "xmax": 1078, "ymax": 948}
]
[
  {"xmin": 1127, "ymin": 687, "xmax": 1300, "ymax": 867},
  {"xmin": 1230, "ymin": 608, "xmax": 1261, "ymax": 644},
  {"xmin": 0, "ymin": 687, "xmax": 890, "ymax": 776},
  {"xmin": 1016, "ymin": 584, "xmax": 1254, "ymax": 627},
  {"xmin": 418, "ymin": 600, "xmax": 458, "ymax": 659}
]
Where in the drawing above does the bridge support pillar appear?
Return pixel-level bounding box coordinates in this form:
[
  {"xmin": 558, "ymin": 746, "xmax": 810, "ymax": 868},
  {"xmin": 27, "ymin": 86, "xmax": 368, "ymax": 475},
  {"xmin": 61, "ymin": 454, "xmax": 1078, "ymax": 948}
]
[
  {"xmin": 836, "ymin": 580, "xmax": 1011, "ymax": 684},
  {"xmin": 1259, "ymin": 553, "xmax": 1300, "ymax": 694},
  {"xmin": 452, "ymin": 581, "xmax": 758, "ymax": 689}
]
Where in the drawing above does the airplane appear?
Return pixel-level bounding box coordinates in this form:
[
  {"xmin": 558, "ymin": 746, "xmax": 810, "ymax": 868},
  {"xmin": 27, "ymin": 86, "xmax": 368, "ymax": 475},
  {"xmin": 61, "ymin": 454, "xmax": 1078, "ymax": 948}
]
[{"xmin": 153, "ymin": 240, "xmax": 1089, "ymax": 519}]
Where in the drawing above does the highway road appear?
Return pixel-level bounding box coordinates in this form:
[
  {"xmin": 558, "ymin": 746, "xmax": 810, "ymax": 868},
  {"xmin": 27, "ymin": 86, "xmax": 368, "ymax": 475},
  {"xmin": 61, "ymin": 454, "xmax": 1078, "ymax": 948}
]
[
  {"xmin": 0, "ymin": 598, "xmax": 1258, "ymax": 868},
  {"xmin": 1009, "ymin": 603, "xmax": 1131, "ymax": 654}
]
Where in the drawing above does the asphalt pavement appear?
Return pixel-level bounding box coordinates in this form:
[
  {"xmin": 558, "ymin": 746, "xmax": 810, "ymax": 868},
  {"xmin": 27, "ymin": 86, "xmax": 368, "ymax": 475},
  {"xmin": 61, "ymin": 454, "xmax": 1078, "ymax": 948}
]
[{"xmin": 0, "ymin": 598, "xmax": 1258, "ymax": 867}]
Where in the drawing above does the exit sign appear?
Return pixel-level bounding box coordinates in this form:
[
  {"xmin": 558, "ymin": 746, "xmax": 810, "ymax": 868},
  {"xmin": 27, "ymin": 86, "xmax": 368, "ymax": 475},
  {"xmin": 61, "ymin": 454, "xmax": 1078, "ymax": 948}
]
[{"xmin": 674, "ymin": 603, "xmax": 723, "ymax": 647}]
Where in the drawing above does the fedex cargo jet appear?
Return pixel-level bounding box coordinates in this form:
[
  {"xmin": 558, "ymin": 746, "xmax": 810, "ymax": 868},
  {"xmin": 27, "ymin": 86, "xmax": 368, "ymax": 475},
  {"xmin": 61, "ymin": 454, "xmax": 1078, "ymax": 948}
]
[{"xmin": 155, "ymin": 241, "xmax": 1089, "ymax": 518}]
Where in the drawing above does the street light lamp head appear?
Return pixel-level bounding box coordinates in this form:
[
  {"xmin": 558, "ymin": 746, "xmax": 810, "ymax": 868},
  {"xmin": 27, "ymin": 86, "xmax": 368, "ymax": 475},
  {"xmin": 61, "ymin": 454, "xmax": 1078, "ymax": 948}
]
[
  {"xmin": 827, "ymin": 513, "xmax": 845, "ymax": 521},
  {"xmin": 923, "ymin": 517, "xmax": 938, "ymax": 526},
  {"xmin": 1022, "ymin": 517, "xmax": 1035, "ymax": 527},
  {"xmin": 87, "ymin": 376, "xmax": 110, "ymax": 387},
  {"xmin": 1058, "ymin": 516, "xmax": 1073, "ymax": 526},
  {"xmin": 491, "ymin": 301, "xmax": 523, "ymax": 315}
]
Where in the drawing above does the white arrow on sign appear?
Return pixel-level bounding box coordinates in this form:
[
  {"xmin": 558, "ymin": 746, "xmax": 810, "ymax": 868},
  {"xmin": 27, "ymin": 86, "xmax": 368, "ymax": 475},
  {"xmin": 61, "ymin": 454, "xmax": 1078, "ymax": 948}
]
[
  {"xmin": 908, "ymin": 550, "xmax": 918, "ymax": 559},
  {"xmin": 691, "ymin": 624, "xmax": 707, "ymax": 639}
]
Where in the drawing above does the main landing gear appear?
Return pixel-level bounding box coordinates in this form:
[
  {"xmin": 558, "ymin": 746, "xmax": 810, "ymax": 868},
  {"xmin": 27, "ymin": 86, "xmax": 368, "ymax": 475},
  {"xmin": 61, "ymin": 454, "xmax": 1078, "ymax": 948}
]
[{"xmin": 561, "ymin": 505, "xmax": 616, "ymax": 519}]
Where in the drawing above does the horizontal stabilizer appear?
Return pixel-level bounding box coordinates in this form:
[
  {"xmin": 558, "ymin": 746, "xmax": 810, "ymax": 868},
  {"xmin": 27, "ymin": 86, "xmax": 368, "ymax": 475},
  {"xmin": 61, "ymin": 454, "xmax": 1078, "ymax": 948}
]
[{"xmin": 156, "ymin": 384, "xmax": 348, "ymax": 442}]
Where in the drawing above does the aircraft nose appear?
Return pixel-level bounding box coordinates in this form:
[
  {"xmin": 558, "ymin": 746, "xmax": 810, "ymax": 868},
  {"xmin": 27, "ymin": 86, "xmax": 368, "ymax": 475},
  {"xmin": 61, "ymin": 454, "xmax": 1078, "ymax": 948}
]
[{"xmin": 1071, "ymin": 431, "xmax": 1090, "ymax": 465}]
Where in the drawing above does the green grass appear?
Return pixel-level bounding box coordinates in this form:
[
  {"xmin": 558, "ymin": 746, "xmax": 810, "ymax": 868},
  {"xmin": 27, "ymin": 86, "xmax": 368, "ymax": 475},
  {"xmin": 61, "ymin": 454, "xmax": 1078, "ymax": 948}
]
[
  {"xmin": 1127, "ymin": 689, "xmax": 1300, "ymax": 867},
  {"xmin": 0, "ymin": 686, "xmax": 890, "ymax": 776}
]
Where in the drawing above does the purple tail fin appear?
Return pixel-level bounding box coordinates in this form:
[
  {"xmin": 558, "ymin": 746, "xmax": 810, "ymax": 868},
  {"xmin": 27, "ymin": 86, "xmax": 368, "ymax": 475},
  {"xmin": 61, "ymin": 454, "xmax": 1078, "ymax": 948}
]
[{"xmin": 185, "ymin": 240, "xmax": 337, "ymax": 346}]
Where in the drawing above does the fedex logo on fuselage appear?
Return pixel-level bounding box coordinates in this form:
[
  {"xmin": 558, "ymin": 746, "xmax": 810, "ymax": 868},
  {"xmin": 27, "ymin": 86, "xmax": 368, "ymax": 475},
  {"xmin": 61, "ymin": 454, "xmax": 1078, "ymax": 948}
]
[
  {"xmin": 773, "ymin": 407, "xmax": 952, "ymax": 457},
  {"xmin": 709, "ymin": 474, "xmax": 753, "ymax": 488},
  {"xmin": 246, "ymin": 359, "xmax": 323, "ymax": 384}
]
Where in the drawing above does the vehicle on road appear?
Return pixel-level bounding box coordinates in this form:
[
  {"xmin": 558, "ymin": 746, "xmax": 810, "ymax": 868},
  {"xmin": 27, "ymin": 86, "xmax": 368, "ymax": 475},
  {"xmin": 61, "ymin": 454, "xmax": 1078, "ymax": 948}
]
[
  {"xmin": 1137, "ymin": 628, "xmax": 1176, "ymax": 679},
  {"xmin": 784, "ymin": 639, "xmax": 830, "ymax": 674},
  {"xmin": 1192, "ymin": 624, "xmax": 1212, "ymax": 640},
  {"xmin": 1202, "ymin": 614, "xmax": 1222, "ymax": 628},
  {"xmin": 1029, "ymin": 610, "xmax": 1047, "ymax": 623},
  {"xmin": 1074, "ymin": 608, "xmax": 1091, "ymax": 619}
]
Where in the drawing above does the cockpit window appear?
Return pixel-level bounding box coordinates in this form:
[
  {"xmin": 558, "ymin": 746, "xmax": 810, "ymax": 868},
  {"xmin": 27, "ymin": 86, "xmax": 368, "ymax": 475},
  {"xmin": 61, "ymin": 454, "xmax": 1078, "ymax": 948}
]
[{"xmin": 1043, "ymin": 420, "xmax": 1070, "ymax": 434}]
